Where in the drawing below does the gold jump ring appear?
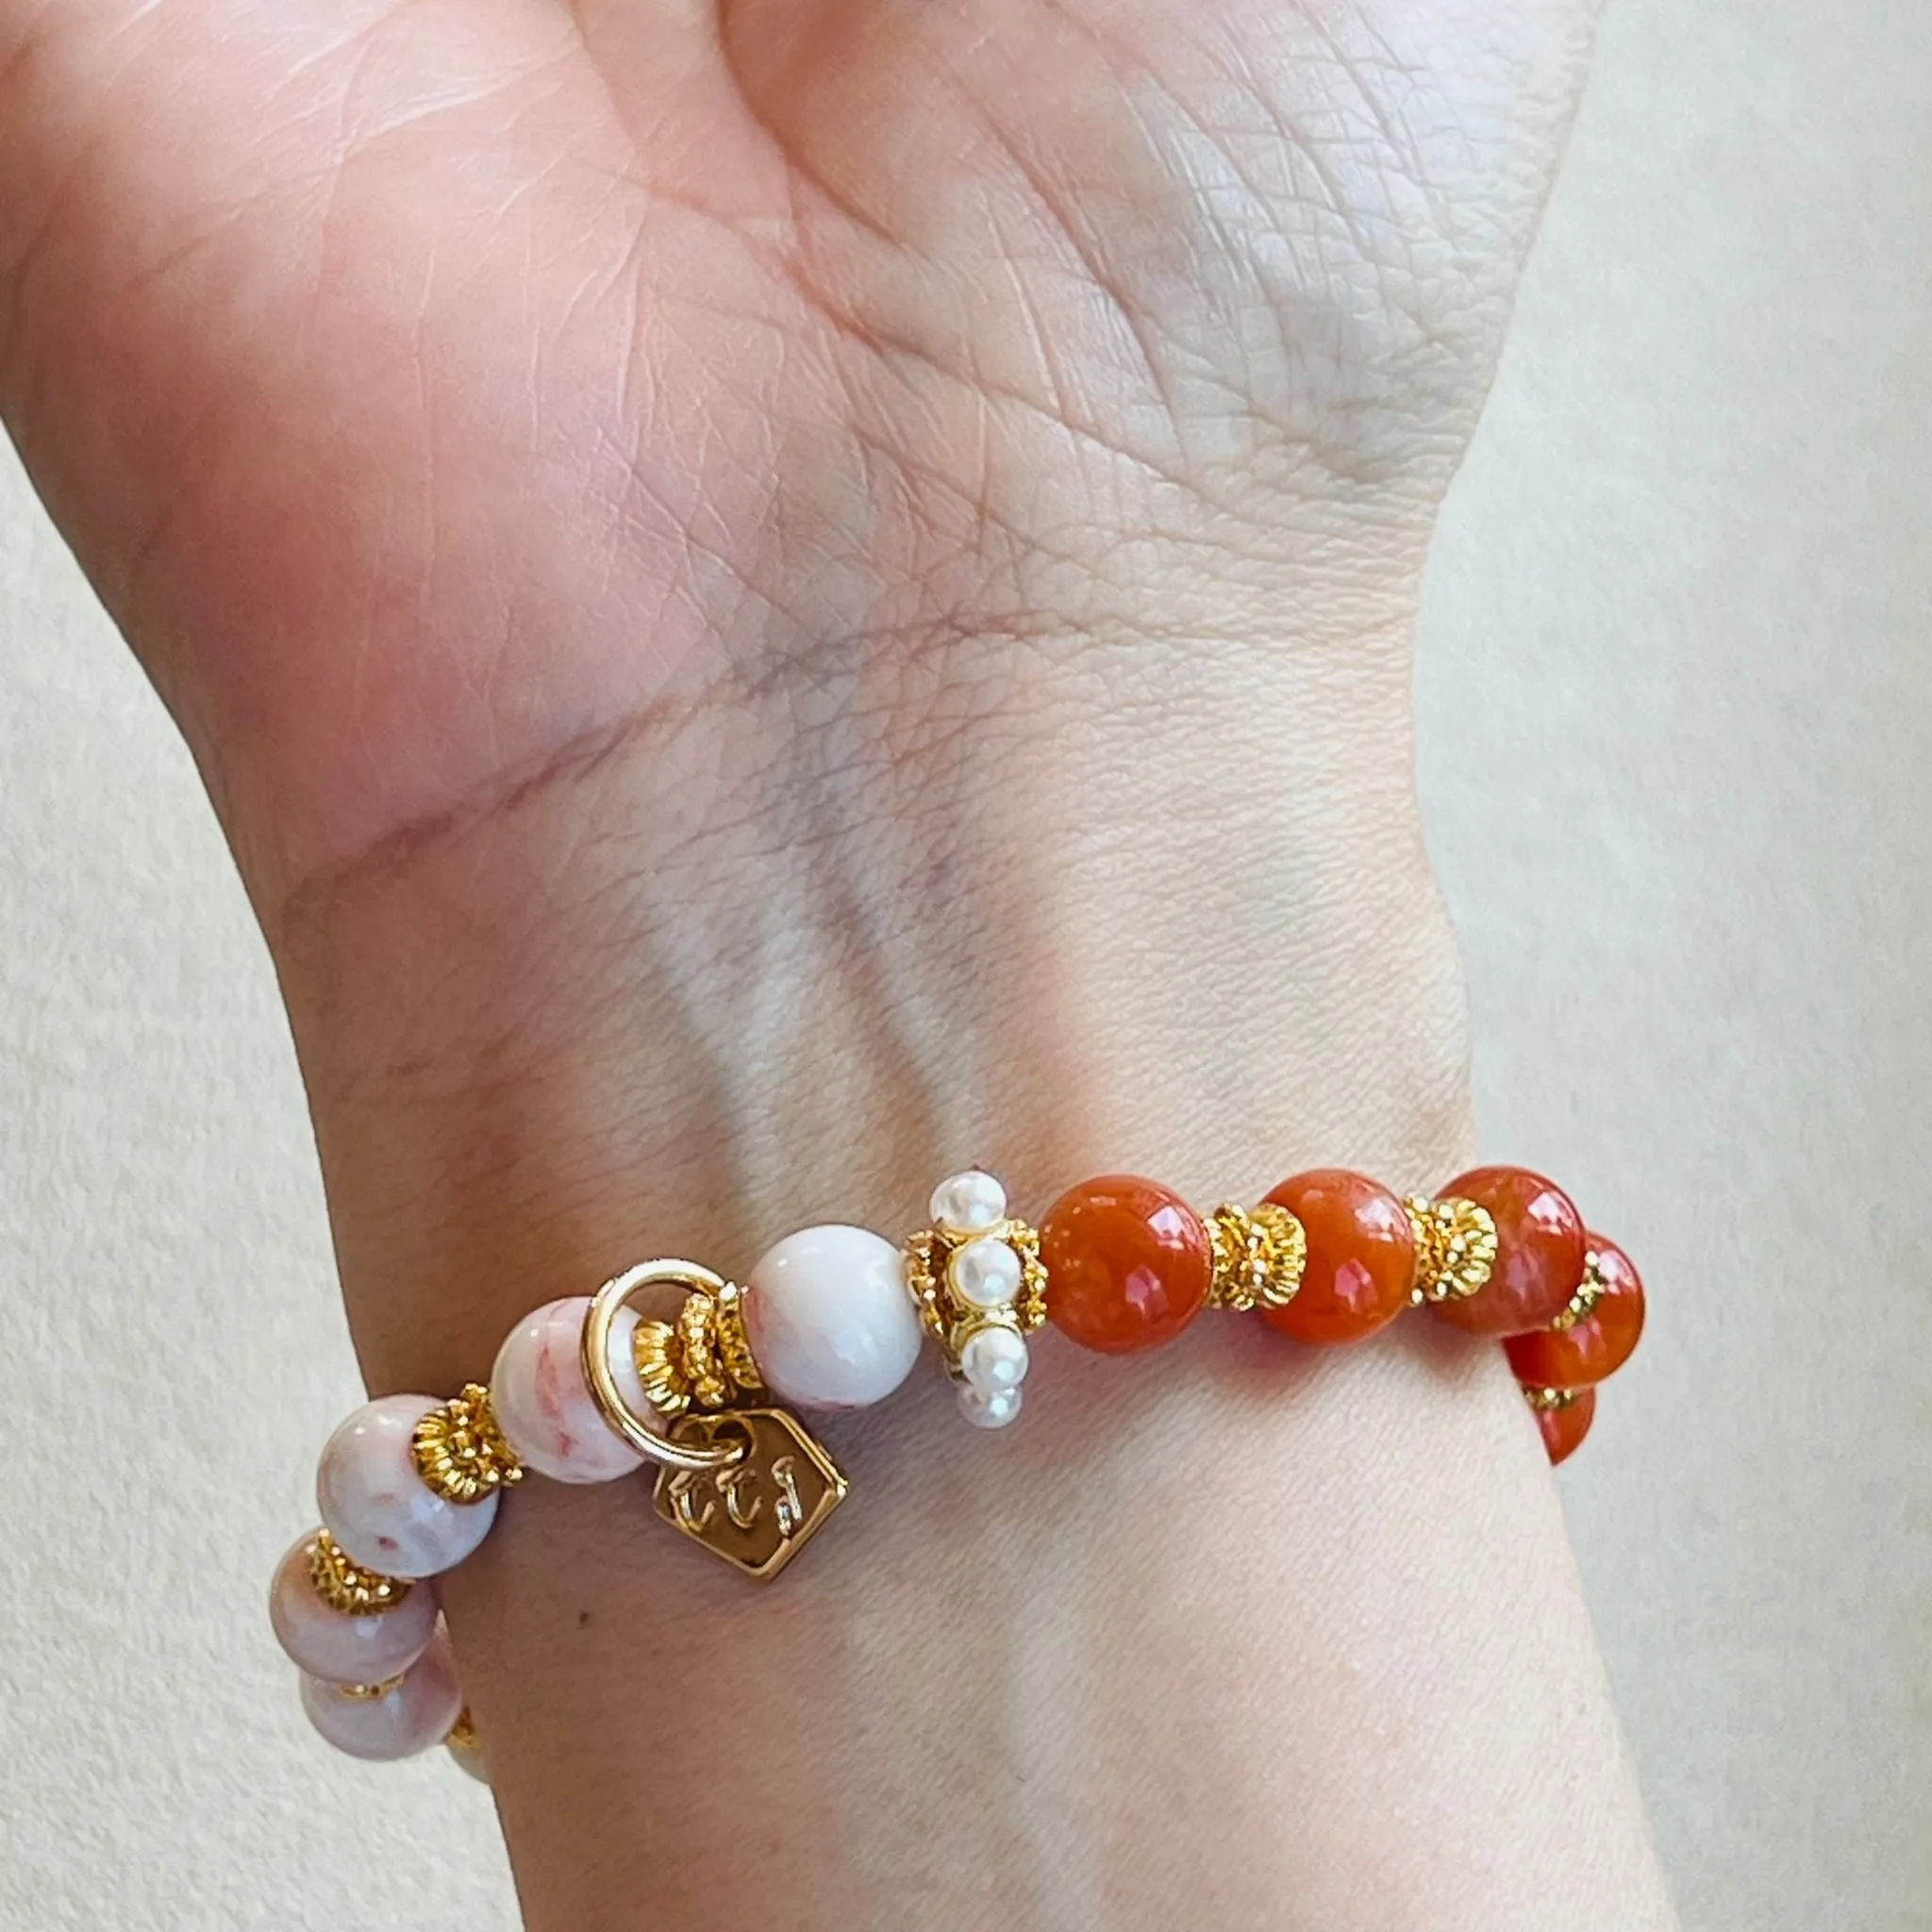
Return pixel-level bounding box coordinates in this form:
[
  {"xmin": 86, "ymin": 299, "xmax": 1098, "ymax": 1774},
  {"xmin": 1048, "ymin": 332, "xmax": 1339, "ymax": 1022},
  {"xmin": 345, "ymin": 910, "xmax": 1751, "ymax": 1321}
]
[{"xmin": 580, "ymin": 1261, "xmax": 746, "ymax": 1473}]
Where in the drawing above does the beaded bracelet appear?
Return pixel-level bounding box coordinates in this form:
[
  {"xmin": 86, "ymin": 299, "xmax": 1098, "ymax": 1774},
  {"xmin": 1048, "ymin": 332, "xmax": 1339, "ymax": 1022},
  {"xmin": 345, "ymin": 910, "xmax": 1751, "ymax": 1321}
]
[{"xmin": 269, "ymin": 1162, "xmax": 1645, "ymax": 1779}]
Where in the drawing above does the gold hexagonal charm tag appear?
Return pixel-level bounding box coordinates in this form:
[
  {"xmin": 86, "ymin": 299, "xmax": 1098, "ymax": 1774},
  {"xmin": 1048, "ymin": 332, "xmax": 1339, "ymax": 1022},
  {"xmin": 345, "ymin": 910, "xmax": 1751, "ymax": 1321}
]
[{"xmin": 651, "ymin": 1407, "xmax": 848, "ymax": 1580}]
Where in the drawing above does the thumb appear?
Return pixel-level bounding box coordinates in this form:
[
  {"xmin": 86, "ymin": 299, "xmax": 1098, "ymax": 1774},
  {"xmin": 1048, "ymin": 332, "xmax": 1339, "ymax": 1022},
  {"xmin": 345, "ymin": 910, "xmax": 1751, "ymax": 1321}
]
[{"xmin": 0, "ymin": 1, "xmax": 665, "ymax": 905}]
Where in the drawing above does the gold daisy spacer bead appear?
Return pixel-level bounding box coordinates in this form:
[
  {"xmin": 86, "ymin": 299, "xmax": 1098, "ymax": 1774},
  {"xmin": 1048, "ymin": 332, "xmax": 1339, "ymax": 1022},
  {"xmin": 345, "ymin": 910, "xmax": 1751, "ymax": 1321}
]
[
  {"xmin": 336, "ymin": 1674, "xmax": 408, "ymax": 1702},
  {"xmin": 1405, "ymin": 1195, "xmax": 1500, "ymax": 1305},
  {"xmin": 1548, "ymin": 1248, "xmax": 1611, "ymax": 1332},
  {"xmin": 306, "ymin": 1530, "xmax": 413, "ymax": 1616},
  {"xmin": 411, "ymin": 1384, "xmax": 525, "ymax": 1506},
  {"xmin": 631, "ymin": 1280, "xmax": 764, "ymax": 1422},
  {"xmin": 1521, "ymin": 1384, "xmax": 1584, "ymax": 1413},
  {"xmin": 1204, "ymin": 1202, "xmax": 1307, "ymax": 1311}
]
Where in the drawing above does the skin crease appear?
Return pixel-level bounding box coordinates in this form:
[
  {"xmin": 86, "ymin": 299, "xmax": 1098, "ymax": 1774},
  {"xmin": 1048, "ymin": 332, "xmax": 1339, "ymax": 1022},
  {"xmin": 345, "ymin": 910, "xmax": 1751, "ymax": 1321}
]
[{"xmin": 0, "ymin": 3, "xmax": 1682, "ymax": 1928}]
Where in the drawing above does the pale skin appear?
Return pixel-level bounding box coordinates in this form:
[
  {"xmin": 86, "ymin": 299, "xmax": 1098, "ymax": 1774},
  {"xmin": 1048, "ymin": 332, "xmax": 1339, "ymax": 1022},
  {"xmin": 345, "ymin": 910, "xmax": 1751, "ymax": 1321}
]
[{"xmin": 0, "ymin": 1, "xmax": 1680, "ymax": 1925}]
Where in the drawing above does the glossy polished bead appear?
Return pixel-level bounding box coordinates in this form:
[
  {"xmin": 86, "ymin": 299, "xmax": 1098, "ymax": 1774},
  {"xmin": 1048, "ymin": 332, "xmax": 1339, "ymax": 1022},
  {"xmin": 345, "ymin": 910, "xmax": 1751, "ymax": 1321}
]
[
  {"xmin": 1041, "ymin": 1175, "xmax": 1210, "ymax": 1354},
  {"xmin": 949, "ymin": 1236, "xmax": 1024, "ymax": 1310},
  {"xmin": 958, "ymin": 1382, "xmax": 1024, "ymax": 1429},
  {"xmin": 299, "ymin": 1629, "xmax": 464, "ymax": 1762},
  {"xmin": 744, "ymin": 1224, "xmax": 925, "ymax": 1408},
  {"xmin": 1506, "ymin": 1239, "xmax": 1646, "ymax": 1389},
  {"xmin": 1535, "ymin": 1387, "xmax": 1597, "ymax": 1465},
  {"xmin": 930, "ymin": 1170, "xmax": 1008, "ymax": 1235},
  {"xmin": 1432, "ymin": 1167, "xmax": 1588, "ymax": 1336},
  {"xmin": 491, "ymin": 1296, "xmax": 650, "ymax": 1485},
  {"xmin": 1258, "ymin": 1170, "xmax": 1415, "ymax": 1346},
  {"xmin": 268, "ymin": 1534, "xmax": 439, "ymax": 1686},
  {"xmin": 317, "ymin": 1397, "xmax": 500, "ymax": 1580},
  {"xmin": 958, "ymin": 1323, "xmax": 1029, "ymax": 1392}
]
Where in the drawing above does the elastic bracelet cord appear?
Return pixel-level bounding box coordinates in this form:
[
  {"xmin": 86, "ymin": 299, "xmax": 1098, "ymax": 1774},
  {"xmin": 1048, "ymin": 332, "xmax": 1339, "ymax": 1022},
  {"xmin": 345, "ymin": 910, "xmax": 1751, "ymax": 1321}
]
[{"xmin": 267, "ymin": 1160, "xmax": 1645, "ymax": 1779}]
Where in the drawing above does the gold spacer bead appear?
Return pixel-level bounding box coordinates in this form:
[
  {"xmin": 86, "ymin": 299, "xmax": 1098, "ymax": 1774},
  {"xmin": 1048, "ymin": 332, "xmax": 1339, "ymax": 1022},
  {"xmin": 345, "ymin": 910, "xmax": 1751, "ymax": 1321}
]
[
  {"xmin": 1521, "ymin": 1383, "xmax": 1582, "ymax": 1413},
  {"xmin": 411, "ymin": 1384, "xmax": 525, "ymax": 1505},
  {"xmin": 1405, "ymin": 1195, "xmax": 1500, "ymax": 1305},
  {"xmin": 630, "ymin": 1282, "xmax": 764, "ymax": 1422},
  {"xmin": 307, "ymin": 1531, "xmax": 412, "ymax": 1616},
  {"xmin": 1205, "ymin": 1203, "xmax": 1307, "ymax": 1311},
  {"xmin": 679, "ymin": 1290, "xmax": 731, "ymax": 1411},
  {"xmin": 633, "ymin": 1318, "xmax": 689, "ymax": 1417},
  {"xmin": 903, "ymin": 1226, "xmax": 947, "ymax": 1344},
  {"xmin": 337, "ymin": 1674, "xmax": 408, "ymax": 1702},
  {"xmin": 445, "ymin": 1707, "xmax": 480, "ymax": 1754},
  {"xmin": 1008, "ymin": 1222, "xmax": 1050, "ymax": 1333},
  {"xmin": 711, "ymin": 1280, "xmax": 763, "ymax": 1391},
  {"xmin": 1548, "ymin": 1249, "xmax": 1609, "ymax": 1332},
  {"xmin": 903, "ymin": 1217, "xmax": 1048, "ymax": 1364}
]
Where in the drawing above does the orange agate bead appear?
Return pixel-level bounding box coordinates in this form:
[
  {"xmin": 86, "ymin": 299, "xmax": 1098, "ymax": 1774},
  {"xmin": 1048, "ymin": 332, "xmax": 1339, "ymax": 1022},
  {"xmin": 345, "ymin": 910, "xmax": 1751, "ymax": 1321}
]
[
  {"xmin": 1041, "ymin": 1174, "xmax": 1211, "ymax": 1354},
  {"xmin": 1506, "ymin": 1238, "xmax": 1646, "ymax": 1390},
  {"xmin": 1258, "ymin": 1169, "xmax": 1416, "ymax": 1346},
  {"xmin": 1431, "ymin": 1165, "xmax": 1587, "ymax": 1336},
  {"xmin": 1531, "ymin": 1386, "xmax": 1597, "ymax": 1465}
]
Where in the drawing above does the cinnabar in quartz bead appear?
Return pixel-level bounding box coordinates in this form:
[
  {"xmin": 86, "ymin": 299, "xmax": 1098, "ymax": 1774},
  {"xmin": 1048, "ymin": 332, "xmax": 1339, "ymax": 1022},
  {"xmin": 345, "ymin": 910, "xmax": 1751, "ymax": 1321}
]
[
  {"xmin": 1506, "ymin": 1238, "xmax": 1646, "ymax": 1390},
  {"xmin": 1040, "ymin": 1175, "xmax": 1211, "ymax": 1354},
  {"xmin": 1258, "ymin": 1169, "xmax": 1416, "ymax": 1346},
  {"xmin": 1536, "ymin": 1387, "xmax": 1597, "ymax": 1465},
  {"xmin": 1431, "ymin": 1165, "xmax": 1587, "ymax": 1337}
]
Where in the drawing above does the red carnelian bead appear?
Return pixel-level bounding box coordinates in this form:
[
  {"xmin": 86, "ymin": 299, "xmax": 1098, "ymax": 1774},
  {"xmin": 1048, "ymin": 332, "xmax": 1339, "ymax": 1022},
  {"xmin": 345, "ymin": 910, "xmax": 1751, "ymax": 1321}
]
[
  {"xmin": 1533, "ymin": 1387, "xmax": 1597, "ymax": 1465},
  {"xmin": 1041, "ymin": 1175, "xmax": 1211, "ymax": 1354},
  {"xmin": 1258, "ymin": 1169, "xmax": 1416, "ymax": 1346},
  {"xmin": 1431, "ymin": 1166, "xmax": 1587, "ymax": 1336},
  {"xmin": 1506, "ymin": 1238, "xmax": 1646, "ymax": 1390}
]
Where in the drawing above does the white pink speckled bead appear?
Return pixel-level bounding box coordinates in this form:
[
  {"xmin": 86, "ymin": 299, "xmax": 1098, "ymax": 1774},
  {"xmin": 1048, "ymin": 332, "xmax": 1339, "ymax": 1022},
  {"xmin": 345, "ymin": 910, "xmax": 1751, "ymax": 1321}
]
[
  {"xmin": 743, "ymin": 1224, "xmax": 925, "ymax": 1410},
  {"xmin": 268, "ymin": 1533, "xmax": 440, "ymax": 1686},
  {"xmin": 489, "ymin": 1295, "xmax": 651, "ymax": 1484},
  {"xmin": 300, "ymin": 1628, "xmax": 465, "ymax": 1762},
  {"xmin": 316, "ymin": 1395, "xmax": 500, "ymax": 1579},
  {"xmin": 281, "ymin": 1177, "xmax": 1042, "ymax": 1784}
]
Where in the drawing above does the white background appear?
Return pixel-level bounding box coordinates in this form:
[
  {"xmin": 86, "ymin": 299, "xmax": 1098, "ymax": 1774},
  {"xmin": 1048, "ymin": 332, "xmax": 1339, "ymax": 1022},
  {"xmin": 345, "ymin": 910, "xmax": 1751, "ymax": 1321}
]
[{"xmin": 2, "ymin": 1, "xmax": 1927, "ymax": 1925}]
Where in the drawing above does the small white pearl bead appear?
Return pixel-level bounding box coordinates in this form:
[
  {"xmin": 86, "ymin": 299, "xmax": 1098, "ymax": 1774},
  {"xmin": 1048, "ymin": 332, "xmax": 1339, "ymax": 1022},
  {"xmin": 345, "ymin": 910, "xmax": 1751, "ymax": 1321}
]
[
  {"xmin": 949, "ymin": 1235, "xmax": 1023, "ymax": 1310},
  {"xmin": 447, "ymin": 1737, "xmax": 491, "ymax": 1784},
  {"xmin": 958, "ymin": 1382, "xmax": 1024, "ymax": 1429},
  {"xmin": 316, "ymin": 1396, "xmax": 500, "ymax": 1580},
  {"xmin": 929, "ymin": 1170, "xmax": 1008, "ymax": 1236},
  {"xmin": 268, "ymin": 1532, "xmax": 440, "ymax": 1685},
  {"xmin": 744, "ymin": 1224, "xmax": 925, "ymax": 1408},
  {"xmin": 958, "ymin": 1324, "xmax": 1030, "ymax": 1393},
  {"xmin": 299, "ymin": 1629, "xmax": 464, "ymax": 1761}
]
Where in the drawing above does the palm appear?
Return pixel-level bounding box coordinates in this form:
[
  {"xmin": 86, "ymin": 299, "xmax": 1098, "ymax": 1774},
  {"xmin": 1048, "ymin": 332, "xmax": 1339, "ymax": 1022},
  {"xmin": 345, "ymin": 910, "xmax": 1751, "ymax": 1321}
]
[
  {"xmin": 2, "ymin": 0, "xmax": 1591, "ymax": 902},
  {"xmin": 6, "ymin": 0, "xmax": 1598, "ymax": 1381},
  {"xmin": 7, "ymin": 20, "xmax": 1660, "ymax": 1923}
]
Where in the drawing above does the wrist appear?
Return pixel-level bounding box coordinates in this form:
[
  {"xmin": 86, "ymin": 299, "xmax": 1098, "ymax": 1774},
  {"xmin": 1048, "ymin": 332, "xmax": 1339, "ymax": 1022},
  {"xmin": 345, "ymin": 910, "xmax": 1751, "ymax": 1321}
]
[
  {"xmin": 428, "ymin": 1257, "xmax": 1663, "ymax": 1932},
  {"xmin": 277, "ymin": 603, "xmax": 1466, "ymax": 1394},
  {"xmin": 267, "ymin": 586, "xmax": 1667, "ymax": 1932}
]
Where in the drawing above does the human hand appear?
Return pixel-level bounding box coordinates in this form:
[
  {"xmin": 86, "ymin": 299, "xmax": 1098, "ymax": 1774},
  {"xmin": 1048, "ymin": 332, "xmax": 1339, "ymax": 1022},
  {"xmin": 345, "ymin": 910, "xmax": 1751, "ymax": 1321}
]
[
  {"xmin": 1, "ymin": 6, "xmax": 1681, "ymax": 1927},
  {"xmin": 1, "ymin": 0, "xmax": 1596, "ymax": 1189}
]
